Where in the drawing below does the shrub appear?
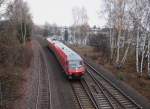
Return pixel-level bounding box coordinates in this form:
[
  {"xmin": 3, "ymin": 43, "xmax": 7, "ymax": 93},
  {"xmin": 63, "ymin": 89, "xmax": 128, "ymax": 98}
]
[{"xmin": 117, "ymin": 72, "xmax": 125, "ymax": 81}]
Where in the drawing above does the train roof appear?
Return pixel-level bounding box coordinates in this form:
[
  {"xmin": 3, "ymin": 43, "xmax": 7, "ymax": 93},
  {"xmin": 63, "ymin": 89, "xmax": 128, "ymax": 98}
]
[{"xmin": 54, "ymin": 41, "xmax": 82, "ymax": 61}]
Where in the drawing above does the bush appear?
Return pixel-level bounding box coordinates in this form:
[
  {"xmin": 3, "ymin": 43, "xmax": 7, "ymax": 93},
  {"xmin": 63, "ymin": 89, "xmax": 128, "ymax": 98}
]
[
  {"xmin": 117, "ymin": 72, "xmax": 125, "ymax": 81},
  {"xmin": 88, "ymin": 33, "xmax": 110, "ymax": 60},
  {"xmin": 0, "ymin": 21, "xmax": 25, "ymax": 109}
]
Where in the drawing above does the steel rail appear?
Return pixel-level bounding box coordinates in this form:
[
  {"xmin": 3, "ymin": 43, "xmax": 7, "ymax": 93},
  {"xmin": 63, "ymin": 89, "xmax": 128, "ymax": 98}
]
[
  {"xmin": 86, "ymin": 70, "xmax": 120, "ymax": 109},
  {"xmin": 40, "ymin": 48, "xmax": 53, "ymax": 109},
  {"xmin": 35, "ymin": 49, "xmax": 53, "ymax": 109},
  {"xmin": 84, "ymin": 61, "xmax": 142, "ymax": 109},
  {"xmin": 44, "ymin": 54, "xmax": 52, "ymax": 109},
  {"xmin": 71, "ymin": 82, "xmax": 84, "ymax": 109},
  {"xmin": 81, "ymin": 79, "xmax": 100, "ymax": 109},
  {"xmin": 87, "ymin": 69, "xmax": 125, "ymax": 109},
  {"xmin": 35, "ymin": 54, "xmax": 41, "ymax": 109},
  {"xmin": 71, "ymin": 80, "xmax": 99, "ymax": 109}
]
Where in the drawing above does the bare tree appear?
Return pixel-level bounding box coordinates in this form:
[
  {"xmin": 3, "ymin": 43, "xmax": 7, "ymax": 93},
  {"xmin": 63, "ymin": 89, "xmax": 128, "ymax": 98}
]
[
  {"xmin": 102, "ymin": 0, "xmax": 150, "ymax": 77},
  {"xmin": 72, "ymin": 7, "xmax": 80, "ymax": 26},
  {"xmin": 0, "ymin": 0, "xmax": 33, "ymax": 108},
  {"xmin": 72, "ymin": 6, "xmax": 89, "ymax": 45},
  {"xmin": 103, "ymin": 0, "xmax": 129, "ymax": 65},
  {"xmin": 43, "ymin": 22, "xmax": 50, "ymax": 37},
  {"xmin": 148, "ymin": 36, "xmax": 150, "ymax": 78},
  {"xmin": 128, "ymin": 0, "xmax": 149, "ymax": 76},
  {"xmin": 7, "ymin": 0, "xmax": 32, "ymax": 45}
]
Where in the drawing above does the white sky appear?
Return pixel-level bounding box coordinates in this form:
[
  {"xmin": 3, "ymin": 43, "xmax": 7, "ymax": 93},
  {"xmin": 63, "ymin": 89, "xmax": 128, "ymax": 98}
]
[{"xmin": 25, "ymin": 0, "xmax": 106, "ymax": 27}]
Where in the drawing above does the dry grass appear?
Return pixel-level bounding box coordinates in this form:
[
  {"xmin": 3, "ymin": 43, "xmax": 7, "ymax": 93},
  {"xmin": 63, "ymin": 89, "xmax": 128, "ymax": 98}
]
[{"xmin": 0, "ymin": 41, "xmax": 33, "ymax": 109}]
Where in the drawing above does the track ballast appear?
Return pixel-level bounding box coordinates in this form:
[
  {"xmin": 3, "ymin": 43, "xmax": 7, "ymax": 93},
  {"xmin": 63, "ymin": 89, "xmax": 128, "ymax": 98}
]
[{"xmin": 84, "ymin": 61, "xmax": 142, "ymax": 109}]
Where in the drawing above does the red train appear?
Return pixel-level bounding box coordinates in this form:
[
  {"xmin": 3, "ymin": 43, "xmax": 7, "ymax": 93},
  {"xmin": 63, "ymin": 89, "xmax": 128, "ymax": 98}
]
[{"xmin": 47, "ymin": 37, "xmax": 85, "ymax": 79}]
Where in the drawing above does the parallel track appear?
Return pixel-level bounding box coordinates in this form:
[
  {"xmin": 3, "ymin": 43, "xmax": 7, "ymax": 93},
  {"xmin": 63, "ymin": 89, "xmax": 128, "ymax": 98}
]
[
  {"xmin": 35, "ymin": 52, "xmax": 52, "ymax": 109},
  {"xmin": 84, "ymin": 72, "xmax": 121, "ymax": 109},
  {"xmin": 85, "ymin": 61, "xmax": 142, "ymax": 109},
  {"xmin": 71, "ymin": 80, "xmax": 98, "ymax": 109}
]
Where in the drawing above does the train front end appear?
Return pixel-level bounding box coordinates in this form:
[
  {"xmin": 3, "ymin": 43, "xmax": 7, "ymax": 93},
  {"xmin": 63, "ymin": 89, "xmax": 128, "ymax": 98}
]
[{"xmin": 67, "ymin": 59, "xmax": 85, "ymax": 78}]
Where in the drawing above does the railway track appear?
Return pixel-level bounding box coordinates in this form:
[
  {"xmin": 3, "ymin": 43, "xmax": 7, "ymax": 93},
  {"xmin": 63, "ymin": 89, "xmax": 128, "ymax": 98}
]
[
  {"xmin": 84, "ymin": 61, "xmax": 142, "ymax": 109},
  {"xmin": 71, "ymin": 80, "xmax": 98, "ymax": 109},
  {"xmin": 35, "ymin": 51, "xmax": 52, "ymax": 109},
  {"xmin": 84, "ymin": 73, "xmax": 121, "ymax": 109},
  {"xmin": 71, "ymin": 63, "xmax": 142, "ymax": 109}
]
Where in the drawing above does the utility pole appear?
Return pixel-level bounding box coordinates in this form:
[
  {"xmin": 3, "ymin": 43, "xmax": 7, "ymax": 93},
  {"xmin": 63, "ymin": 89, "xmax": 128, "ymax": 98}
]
[{"xmin": 64, "ymin": 27, "xmax": 68, "ymax": 43}]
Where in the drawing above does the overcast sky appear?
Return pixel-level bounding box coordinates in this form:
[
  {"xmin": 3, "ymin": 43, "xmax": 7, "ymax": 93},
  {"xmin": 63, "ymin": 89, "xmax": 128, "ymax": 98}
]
[{"xmin": 25, "ymin": 0, "xmax": 106, "ymax": 27}]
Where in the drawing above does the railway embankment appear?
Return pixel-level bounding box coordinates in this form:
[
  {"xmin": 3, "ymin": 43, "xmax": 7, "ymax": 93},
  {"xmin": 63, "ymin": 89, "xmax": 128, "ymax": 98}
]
[{"xmin": 0, "ymin": 40, "xmax": 33, "ymax": 109}]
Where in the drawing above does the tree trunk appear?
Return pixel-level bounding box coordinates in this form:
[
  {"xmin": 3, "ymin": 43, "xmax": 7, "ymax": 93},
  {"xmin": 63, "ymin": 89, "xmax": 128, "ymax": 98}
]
[
  {"xmin": 20, "ymin": 22, "xmax": 24, "ymax": 43},
  {"xmin": 121, "ymin": 38, "xmax": 132, "ymax": 64},
  {"xmin": 147, "ymin": 36, "xmax": 150, "ymax": 78},
  {"xmin": 110, "ymin": 28, "xmax": 114, "ymax": 61},
  {"xmin": 136, "ymin": 28, "xmax": 140, "ymax": 73},
  {"xmin": 116, "ymin": 29, "xmax": 121, "ymax": 63},
  {"xmin": 23, "ymin": 23, "xmax": 27, "ymax": 45},
  {"xmin": 140, "ymin": 35, "xmax": 146, "ymax": 76}
]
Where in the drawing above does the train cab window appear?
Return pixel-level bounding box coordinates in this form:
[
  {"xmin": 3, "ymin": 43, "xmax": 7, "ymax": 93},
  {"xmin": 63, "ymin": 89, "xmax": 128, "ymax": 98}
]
[
  {"xmin": 69, "ymin": 60, "xmax": 83, "ymax": 69},
  {"xmin": 80, "ymin": 61, "xmax": 84, "ymax": 66}
]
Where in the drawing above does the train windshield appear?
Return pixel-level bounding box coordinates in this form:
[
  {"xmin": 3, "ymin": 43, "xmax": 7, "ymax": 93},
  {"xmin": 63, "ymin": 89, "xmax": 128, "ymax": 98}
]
[{"xmin": 69, "ymin": 60, "xmax": 84, "ymax": 69}]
